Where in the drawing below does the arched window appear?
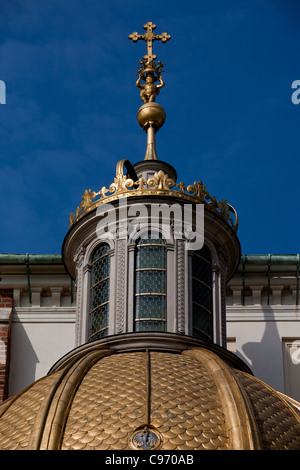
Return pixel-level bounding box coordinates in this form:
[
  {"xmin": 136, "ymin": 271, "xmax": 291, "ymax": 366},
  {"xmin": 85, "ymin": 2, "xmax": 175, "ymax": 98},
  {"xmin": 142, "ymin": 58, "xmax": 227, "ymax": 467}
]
[
  {"xmin": 88, "ymin": 243, "xmax": 110, "ymax": 342},
  {"xmin": 134, "ymin": 234, "xmax": 167, "ymax": 332},
  {"xmin": 191, "ymin": 245, "xmax": 213, "ymax": 341}
]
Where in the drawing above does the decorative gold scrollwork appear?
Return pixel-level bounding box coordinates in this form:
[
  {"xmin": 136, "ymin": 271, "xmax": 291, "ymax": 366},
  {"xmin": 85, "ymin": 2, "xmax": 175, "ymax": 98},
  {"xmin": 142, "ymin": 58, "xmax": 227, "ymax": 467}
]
[{"xmin": 69, "ymin": 159, "xmax": 238, "ymax": 233}]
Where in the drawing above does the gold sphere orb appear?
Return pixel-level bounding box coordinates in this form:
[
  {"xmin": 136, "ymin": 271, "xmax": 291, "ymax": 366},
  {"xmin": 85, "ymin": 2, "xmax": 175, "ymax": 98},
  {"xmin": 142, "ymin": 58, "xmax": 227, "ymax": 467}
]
[{"xmin": 137, "ymin": 102, "xmax": 166, "ymax": 130}]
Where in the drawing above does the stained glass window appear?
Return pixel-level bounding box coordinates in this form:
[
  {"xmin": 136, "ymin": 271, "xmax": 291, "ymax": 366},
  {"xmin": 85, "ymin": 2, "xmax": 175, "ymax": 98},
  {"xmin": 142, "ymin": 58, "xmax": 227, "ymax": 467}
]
[
  {"xmin": 192, "ymin": 245, "xmax": 213, "ymax": 341},
  {"xmin": 88, "ymin": 243, "xmax": 110, "ymax": 341},
  {"xmin": 134, "ymin": 234, "xmax": 167, "ymax": 332}
]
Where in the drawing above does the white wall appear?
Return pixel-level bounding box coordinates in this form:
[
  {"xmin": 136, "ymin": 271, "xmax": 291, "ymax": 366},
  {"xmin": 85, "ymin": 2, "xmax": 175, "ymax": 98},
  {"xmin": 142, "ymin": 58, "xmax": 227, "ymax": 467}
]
[
  {"xmin": 9, "ymin": 308, "xmax": 76, "ymax": 397},
  {"xmin": 227, "ymin": 306, "xmax": 300, "ymax": 399}
]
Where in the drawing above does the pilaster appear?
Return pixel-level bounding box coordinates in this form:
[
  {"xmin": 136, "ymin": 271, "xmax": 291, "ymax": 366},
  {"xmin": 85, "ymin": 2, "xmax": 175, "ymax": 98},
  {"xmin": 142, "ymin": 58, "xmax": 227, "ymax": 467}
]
[
  {"xmin": 73, "ymin": 245, "xmax": 86, "ymax": 347},
  {"xmin": 176, "ymin": 239, "xmax": 186, "ymax": 335},
  {"xmin": 114, "ymin": 238, "xmax": 128, "ymax": 335},
  {"xmin": 0, "ymin": 289, "xmax": 13, "ymax": 403}
]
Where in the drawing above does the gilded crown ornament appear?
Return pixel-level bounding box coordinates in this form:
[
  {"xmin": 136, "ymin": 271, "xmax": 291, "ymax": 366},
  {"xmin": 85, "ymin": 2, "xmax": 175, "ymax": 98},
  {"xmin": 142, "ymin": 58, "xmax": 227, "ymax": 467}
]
[{"xmin": 69, "ymin": 159, "xmax": 238, "ymax": 232}]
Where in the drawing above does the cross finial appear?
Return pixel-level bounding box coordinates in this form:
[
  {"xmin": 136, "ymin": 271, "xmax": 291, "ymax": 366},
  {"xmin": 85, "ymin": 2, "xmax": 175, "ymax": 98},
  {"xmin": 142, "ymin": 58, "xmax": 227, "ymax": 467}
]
[
  {"xmin": 129, "ymin": 21, "xmax": 171, "ymax": 62},
  {"xmin": 129, "ymin": 22, "xmax": 170, "ymax": 161}
]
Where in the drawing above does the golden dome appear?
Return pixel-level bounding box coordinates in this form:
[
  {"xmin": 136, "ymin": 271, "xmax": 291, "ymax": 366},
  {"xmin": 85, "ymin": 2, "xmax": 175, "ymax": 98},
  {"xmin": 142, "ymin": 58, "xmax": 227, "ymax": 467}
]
[{"xmin": 0, "ymin": 342, "xmax": 300, "ymax": 450}]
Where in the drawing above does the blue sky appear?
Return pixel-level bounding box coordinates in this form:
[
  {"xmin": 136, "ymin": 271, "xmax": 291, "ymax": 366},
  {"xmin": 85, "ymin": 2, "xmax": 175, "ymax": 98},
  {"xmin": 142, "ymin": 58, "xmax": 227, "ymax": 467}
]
[{"xmin": 0, "ymin": 0, "xmax": 299, "ymax": 256}]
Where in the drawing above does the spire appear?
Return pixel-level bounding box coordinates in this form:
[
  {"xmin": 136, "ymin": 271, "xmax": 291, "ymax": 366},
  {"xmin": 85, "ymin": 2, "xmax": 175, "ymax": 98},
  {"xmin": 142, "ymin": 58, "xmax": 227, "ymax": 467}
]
[{"xmin": 129, "ymin": 22, "xmax": 171, "ymax": 160}]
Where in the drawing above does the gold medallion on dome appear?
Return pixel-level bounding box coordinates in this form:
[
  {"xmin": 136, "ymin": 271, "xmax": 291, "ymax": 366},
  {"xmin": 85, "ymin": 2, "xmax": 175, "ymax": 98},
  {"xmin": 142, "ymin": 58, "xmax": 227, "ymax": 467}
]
[{"xmin": 130, "ymin": 425, "xmax": 162, "ymax": 450}]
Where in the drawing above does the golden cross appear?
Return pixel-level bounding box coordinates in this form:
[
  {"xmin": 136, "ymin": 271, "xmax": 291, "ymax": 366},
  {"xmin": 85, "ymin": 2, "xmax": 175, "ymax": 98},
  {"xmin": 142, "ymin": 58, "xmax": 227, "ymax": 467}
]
[{"xmin": 129, "ymin": 21, "xmax": 171, "ymax": 61}]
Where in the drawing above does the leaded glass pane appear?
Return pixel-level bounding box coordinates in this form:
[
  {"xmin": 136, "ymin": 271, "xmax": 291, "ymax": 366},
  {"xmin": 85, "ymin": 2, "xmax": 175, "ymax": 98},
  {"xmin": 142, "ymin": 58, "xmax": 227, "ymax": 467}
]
[
  {"xmin": 88, "ymin": 243, "xmax": 110, "ymax": 342},
  {"xmin": 135, "ymin": 270, "xmax": 166, "ymax": 294},
  {"xmin": 192, "ymin": 245, "xmax": 213, "ymax": 341},
  {"xmin": 134, "ymin": 235, "xmax": 167, "ymax": 332},
  {"xmin": 135, "ymin": 295, "xmax": 166, "ymax": 319},
  {"xmin": 192, "ymin": 247, "xmax": 212, "ymax": 282},
  {"xmin": 135, "ymin": 319, "xmax": 166, "ymax": 332},
  {"xmin": 192, "ymin": 279, "xmax": 211, "ymax": 311},
  {"xmin": 89, "ymin": 303, "xmax": 109, "ymax": 340},
  {"xmin": 90, "ymin": 278, "xmax": 110, "ymax": 311},
  {"xmin": 137, "ymin": 237, "xmax": 165, "ymax": 245},
  {"xmin": 91, "ymin": 244, "xmax": 110, "ymax": 286},
  {"xmin": 192, "ymin": 305, "xmax": 212, "ymax": 341},
  {"xmin": 136, "ymin": 245, "xmax": 166, "ymax": 269}
]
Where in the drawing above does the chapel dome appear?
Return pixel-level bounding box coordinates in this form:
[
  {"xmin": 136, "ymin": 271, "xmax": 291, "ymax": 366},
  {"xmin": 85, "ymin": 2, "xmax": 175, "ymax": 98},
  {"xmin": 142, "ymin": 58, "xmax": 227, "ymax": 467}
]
[{"xmin": 0, "ymin": 339, "xmax": 300, "ymax": 450}]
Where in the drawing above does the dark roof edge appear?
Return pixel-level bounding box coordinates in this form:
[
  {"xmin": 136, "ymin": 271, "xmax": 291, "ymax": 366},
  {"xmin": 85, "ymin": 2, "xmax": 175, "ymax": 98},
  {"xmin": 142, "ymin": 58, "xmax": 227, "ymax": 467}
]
[
  {"xmin": 241, "ymin": 254, "xmax": 300, "ymax": 265},
  {"xmin": 0, "ymin": 254, "xmax": 63, "ymax": 265}
]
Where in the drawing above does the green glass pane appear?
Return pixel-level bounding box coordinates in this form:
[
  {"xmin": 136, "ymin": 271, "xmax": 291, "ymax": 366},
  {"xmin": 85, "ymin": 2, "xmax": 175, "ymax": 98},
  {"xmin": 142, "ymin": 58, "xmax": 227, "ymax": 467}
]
[
  {"xmin": 137, "ymin": 236, "xmax": 165, "ymax": 245},
  {"xmin": 89, "ymin": 303, "xmax": 109, "ymax": 339},
  {"xmin": 90, "ymin": 278, "xmax": 110, "ymax": 310},
  {"xmin": 135, "ymin": 295, "xmax": 166, "ymax": 319},
  {"xmin": 89, "ymin": 243, "xmax": 110, "ymax": 343},
  {"xmin": 192, "ymin": 258, "xmax": 211, "ymax": 286},
  {"xmin": 92, "ymin": 243, "xmax": 110, "ymax": 260},
  {"xmin": 90, "ymin": 330, "xmax": 108, "ymax": 341},
  {"xmin": 192, "ymin": 282, "xmax": 211, "ymax": 311},
  {"xmin": 192, "ymin": 304, "xmax": 213, "ymax": 340},
  {"xmin": 135, "ymin": 236, "xmax": 167, "ymax": 332},
  {"xmin": 191, "ymin": 246, "xmax": 213, "ymax": 341},
  {"xmin": 136, "ymin": 245, "xmax": 166, "ymax": 269},
  {"xmin": 91, "ymin": 254, "xmax": 110, "ymax": 285},
  {"xmin": 135, "ymin": 320, "xmax": 166, "ymax": 332},
  {"xmin": 135, "ymin": 270, "xmax": 166, "ymax": 294}
]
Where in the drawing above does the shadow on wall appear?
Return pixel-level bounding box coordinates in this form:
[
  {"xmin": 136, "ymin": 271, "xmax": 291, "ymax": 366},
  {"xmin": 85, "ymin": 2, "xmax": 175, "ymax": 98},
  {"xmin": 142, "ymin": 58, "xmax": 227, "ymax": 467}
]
[
  {"xmin": 8, "ymin": 321, "xmax": 39, "ymax": 398},
  {"xmin": 240, "ymin": 306, "xmax": 300, "ymax": 401}
]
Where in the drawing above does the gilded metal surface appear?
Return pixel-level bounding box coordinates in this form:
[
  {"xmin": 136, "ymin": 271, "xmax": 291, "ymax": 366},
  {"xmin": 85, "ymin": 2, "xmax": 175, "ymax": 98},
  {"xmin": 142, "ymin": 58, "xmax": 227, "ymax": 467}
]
[
  {"xmin": 183, "ymin": 348, "xmax": 262, "ymax": 449},
  {"xmin": 61, "ymin": 352, "xmax": 147, "ymax": 450},
  {"xmin": 129, "ymin": 22, "xmax": 171, "ymax": 63},
  {"xmin": 137, "ymin": 102, "xmax": 166, "ymax": 129},
  {"xmin": 136, "ymin": 70, "xmax": 164, "ymax": 104},
  {"xmin": 129, "ymin": 22, "xmax": 170, "ymax": 160},
  {"xmin": 136, "ymin": 104, "xmax": 166, "ymax": 160},
  {"xmin": 0, "ymin": 346, "xmax": 300, "ymax": 450},
  {"xmin": 146, "ymin": 351, "xmax": 230, "ymax": 450},
  {"xmin": 69, "ymin": 159, "xmax": 238, "ymax": 231},
  {"xmin": 234, "ymin": 370, "xmax": 300, "ymax": 450},
  {"xmin": 61, "ymin": 350, "xmax": 230, "ymax": 450},
  {"xmin": 31, "ymin": 348, "xmax": 113, "ymax": 450},
  {"xmin": 0, "ymin": 372, "xmax": 61, "ymax": 450},
  {"xmin": 129, "ymin": 22, "xmax": 170, "ymax": 104}
]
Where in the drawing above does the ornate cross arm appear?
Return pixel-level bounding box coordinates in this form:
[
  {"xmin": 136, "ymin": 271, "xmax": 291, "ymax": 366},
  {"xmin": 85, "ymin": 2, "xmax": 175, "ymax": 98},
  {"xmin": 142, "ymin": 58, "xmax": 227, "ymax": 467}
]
[{"xmin": 129, "ymin": 21, "xmax": 171, "ymax": 61}]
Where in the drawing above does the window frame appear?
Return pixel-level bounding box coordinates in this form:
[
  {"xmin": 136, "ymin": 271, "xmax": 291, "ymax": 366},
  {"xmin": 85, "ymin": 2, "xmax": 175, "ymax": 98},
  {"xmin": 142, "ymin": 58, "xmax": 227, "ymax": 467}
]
[
  {"xmin": 191, "ymin": 245, "xmax": 213, "ymax": 341},
  {"xmin": 88, "ymin": 243, "xmax": 111, "ymax": 342},
  {"xmin": 134, "ymin": 234, "xmax": 167, "ymax": 332}
]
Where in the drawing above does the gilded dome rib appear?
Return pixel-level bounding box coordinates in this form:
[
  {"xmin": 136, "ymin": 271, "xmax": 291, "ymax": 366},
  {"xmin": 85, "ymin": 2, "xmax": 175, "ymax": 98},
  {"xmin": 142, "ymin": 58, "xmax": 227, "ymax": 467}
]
[
  {"xmin": 61, "ymin": 351, "xmax": 148, "ymax": 450},
  {"xmin": 28, "ymin": 348, "xmax": 113, "ymax": 450},
  {"xmin": 145, "ymin": 349, "xmax": 151, "ymax": 426},
  {"xmin": 233, "ymin": 370, "xmax": 300, "ymax": 450},
  {"xmin": 147, "ymin": 350, "xmax": 230, "ymax": 450},
  {"xmin": 0, "ymin": 372, "xmax": 61, "ymax": 450},
  {"xmin": 182, "ymin": 348, "xmax": 262, "ymax": 450}
]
